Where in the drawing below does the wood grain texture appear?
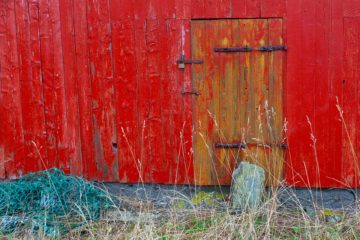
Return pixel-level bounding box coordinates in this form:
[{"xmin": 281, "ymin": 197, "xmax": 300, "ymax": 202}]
[
  {"xmin": 192, "ymin": 19, "xmax": 284, "ymax": 185},
  {"xmin": 342, "ymin": 18, "xmax": 360, "ymax": 187},
  {"xmin": 59, "ymin": 0, "xmax": 82, "ymax": 176},
  {"xmin": 15, "ymin": 0, "xmax": 46, "ymax": 174},
  {"xmin": 73, "ymin": 0, "xmax": 94, "ymax": 177},
  {"xmin": 2, "ymin": 0, "xmax": 360, "ymax": 188},
  {"xmin": 0, "ymin": 0, "xmax": 24, "ymax": 179},
  {"xmin": 329, "ymin": 0, "xmax": 344, "ymax": 187},
  {"xmin": 88, "ymin": 0, "xmax": 118, "ymax": 181},
  {"xmin": 111, "ymin": 19, "xmax": 138, "ymax": 182},
  {"xmin": 39, "ymin": 0, "xmax": 58, "ymax": 170}
]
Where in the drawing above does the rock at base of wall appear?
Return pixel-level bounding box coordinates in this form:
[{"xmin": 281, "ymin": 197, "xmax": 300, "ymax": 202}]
[{"xmin": 231, "ymin": 162, "xmax": 265, "ymax": 211}]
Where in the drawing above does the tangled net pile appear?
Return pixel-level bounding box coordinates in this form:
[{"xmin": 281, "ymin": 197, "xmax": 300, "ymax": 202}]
[{"xmin": 0, "ymin": 168, "xmax": 116, "ymax": 237}]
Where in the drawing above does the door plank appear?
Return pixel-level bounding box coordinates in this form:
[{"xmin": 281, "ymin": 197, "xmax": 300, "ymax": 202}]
[
  {"xmin": 239, "ymin": 19, "xmax": 270, "ymax": 183},
  {"xmin": 268, "ymin": 19, "xmax": 285, "ymax": 186},
  {"xmin": 192, "ymin": 21, "xmax": 212, "ymax": 185}
]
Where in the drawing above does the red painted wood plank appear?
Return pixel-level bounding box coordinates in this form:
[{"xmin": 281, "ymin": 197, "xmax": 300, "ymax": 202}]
[
  {"xmin": 15, "ymin": 0, "xmax": 48, "ymax": 174},
  {"xmin": 160, "ymin": 0, "xmax": 175, "ymax": 19},
  {"xmin": 232, "ymin": 0, "xmax": 261, "ymax": 18},
  {"xmin": 146, "ymin": 19, "xmax": 166, "ymax": 183},
  {"xmin": 109, "ymin": 0, "xmax": 134, "ymax": 20},
  {"xmin": 284, "ymin": 0, "xmax": 305, "ymax": 186},
  {"xmin": 39, "ymin": 0, "xmax": 58, "ymax": 170},
  {"xmin": 0, "ymin": 146, "xmax": 4, "ymax": 178},
  {"xmin": 343, "ymin": 0, "xmax": 360, "ymax": 17},
  {"xmin": 14, "ymin": 0, "xmax": 32, "ymax": 175},
  {"xmin": 260, "ymin": 0, "xmax": 286, "ymax": 18},
  {"xmin": 313, "ymin": 0, "xmax": 332, "ymax": 187},
  {"xmin": 159, "ymin": 19, "xmax": 192, "ymax": 184},
  {"xmin": 73, "ymin": 0, "xmax": 95, "ymax": 178},
  {"xmin": 160, "ymin": 20, "xmax": 176, "ymax": 183},
  {"xmin": 328, "ymin": 0, "xmax": 344, "ymax": 188},
  {"xmin": 0, "ymin": 0, "xmax": 24, "ymax": 179},
  {"xmin": 204, "ymin": 0, "xmax": 231, "ymax": 18},
  {"xmin": 147, "ymin": 0, "xmax": 161, "ymax": 19},
  {"xmin": 170, "ymin": 19, "xmax": 194, "ymax": 184},
  {"xmin": 355, "ymin": 19, "xmax": 360, "ymax": 188},
  {"xmin": 175, "ymin": 0, "xmax": 191, "ymax": 19},
  {"xmin": 342, "ymin": 18, "xmax": 359, "ymax": 187},
  {"xmin": 133, "ymin": 0, "xmax": 149, "ymax": 20},
  {"xmin": 111, "ymin": 19, "xmax": 138, "ymax": 182},
  {"xmin": 28, "ymin": 0, "xmax": 47, "ymax": 171},
  {"xmin": 191, "ymin": 0, "xmax": 205, "ymax": 18},
  {"xmin": 134, "ymin": 19, "xmax": 150, "ymax": 182},
  {"xmin": 49, "ymin": 0, "xmax": 68, "ymax": 172},
  {"xmin": 59, "ymin": 0, "xmax": 82, "ymax": 175},
  {"xmin": 181, "ymin": 19, "xmax": 194, "ymax": 184},
  {"xmin": 298, "ymin": 0, "xmax": 317, "ymax": 187},
  {"xmin": 88, "ymin": 0, "xmax": 118, "ymax": 181}
]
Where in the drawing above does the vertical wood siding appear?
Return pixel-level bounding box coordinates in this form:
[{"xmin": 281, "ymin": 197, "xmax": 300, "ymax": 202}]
[{"xmin": 0, "ymin": 0, "xmax": 359, "ymax": 187}]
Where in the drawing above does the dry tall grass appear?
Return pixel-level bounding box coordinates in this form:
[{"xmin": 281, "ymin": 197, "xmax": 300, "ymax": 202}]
[{"xmin": 3, "ymin": 102, "xmax": 360, "ymax": 240}]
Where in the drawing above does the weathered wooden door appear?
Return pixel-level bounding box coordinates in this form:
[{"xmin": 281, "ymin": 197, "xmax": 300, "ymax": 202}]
[{"xmin": 191, "ymin": 19, "xmax": 286, "ymax": 186}]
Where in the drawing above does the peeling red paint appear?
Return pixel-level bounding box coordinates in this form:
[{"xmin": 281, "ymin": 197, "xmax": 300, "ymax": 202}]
[{"xmin": 0, "ymin": 0, "xmax": 360, "ymax": 187}]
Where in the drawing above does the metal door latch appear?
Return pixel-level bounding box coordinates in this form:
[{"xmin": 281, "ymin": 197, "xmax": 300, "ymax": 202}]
[{"xmin": 177, "ymin": 54, "xmax": 203, "ymax": 69}]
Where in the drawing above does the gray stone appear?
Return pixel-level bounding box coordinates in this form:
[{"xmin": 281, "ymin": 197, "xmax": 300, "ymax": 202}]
[
  {"xmin": 231, "ymin": 162, "xmax": 265, "ymax": 211},
  {"xmin": 326, "ymin": 215, "xmax": 342, "ymax": 223}
]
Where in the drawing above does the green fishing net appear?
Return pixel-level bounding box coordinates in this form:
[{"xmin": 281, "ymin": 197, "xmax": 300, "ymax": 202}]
[{"xmin": 0, "ymin": 168, "xmax": 116, "ymax": 237}]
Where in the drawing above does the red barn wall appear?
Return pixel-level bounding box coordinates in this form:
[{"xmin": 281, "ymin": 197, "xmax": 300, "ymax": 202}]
[{"xmin": 0, "ymin": 0, "xmax": 360, "ymax": 187}]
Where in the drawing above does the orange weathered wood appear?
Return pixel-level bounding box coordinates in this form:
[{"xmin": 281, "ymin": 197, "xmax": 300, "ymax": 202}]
[
  {"xmin": 191, "ymin": 21, "xmax": 211, "ymax": 185},
  {"xmin": 213, "ymin": 20, "xmax": 234, "ymax": 184},
  {"xmin": 3, "ymin": 0, "xmax": 360, "ymax": 188},
  {"xmin": 192, "ymin": 19, "xmax": 284, "ymax": 185},
  {"xmin": 267, "ymin": 19, "xmax": 285, "ymax": 185}
]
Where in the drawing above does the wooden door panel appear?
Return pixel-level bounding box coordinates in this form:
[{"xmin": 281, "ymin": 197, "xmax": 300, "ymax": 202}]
[{"xmin": 191, "ymin": 19, "xmax": 285, "ymax": 186}]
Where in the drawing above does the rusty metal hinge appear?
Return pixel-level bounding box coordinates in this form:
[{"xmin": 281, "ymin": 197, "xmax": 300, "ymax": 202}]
[
  {"xmin": 215, "ymin": 142, "xmax": 288, "ymax": 149},
  {"xmin": 215, "ymin": 143, "xmax": 246, "ymax": 149},
  {"xmin": 214, "ymin": 45, "xmax": 287, "ymax": 53},
  {"xmin": 177, "ymin": 54, "xmax": 203, "ymax": 69},
  {"xmin": 257, "ymin": 45, "xmax": 287, "ymax": 52},
  {"xmin": 214, "ymin": 46, "xmax": 253, "ymax": 52}
]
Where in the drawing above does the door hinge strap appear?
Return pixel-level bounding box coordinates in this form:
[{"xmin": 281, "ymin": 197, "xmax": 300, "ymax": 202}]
[
  {"xmin": 214, "ymin": 47, "xmax": 253, "ymax": 52},
  {"xmin": 257, "ymin": 45, "xmax": 287, "ymax": 52},
  {"xmin": 214, "ymin": 45, "xmax": 287, "ymax": 53},
  {"xmin": 215, "ymin": 143, "xmax": 246, "ymax": 149},
  {"xmin": 215, "ymin": 142, "xmax": 287, "ymax": 149}
]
